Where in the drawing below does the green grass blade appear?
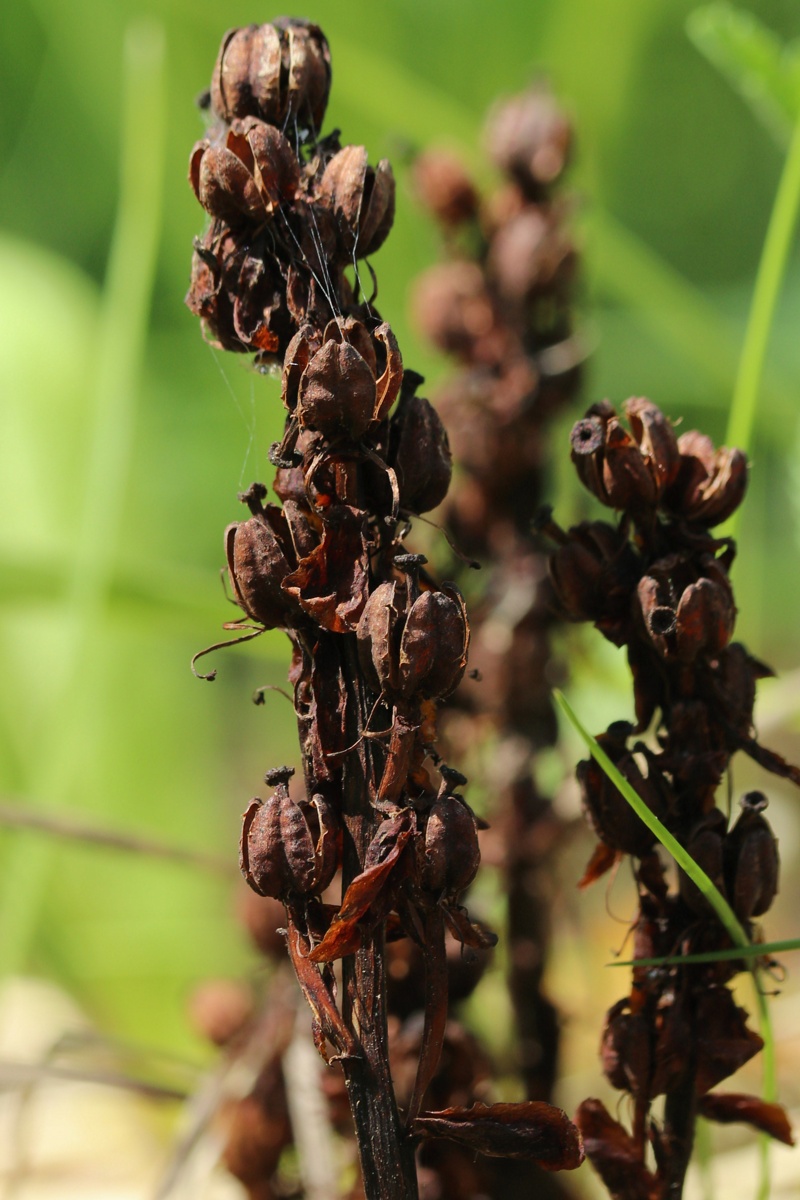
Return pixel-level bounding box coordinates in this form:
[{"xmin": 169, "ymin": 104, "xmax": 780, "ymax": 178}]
[
  {"xmin": 554, "ymin": 689, "xmax": 750, "ymax": 947},
  {"xmin": 609, "ymin": 936, "xmax": 800, "ymax": 967}
]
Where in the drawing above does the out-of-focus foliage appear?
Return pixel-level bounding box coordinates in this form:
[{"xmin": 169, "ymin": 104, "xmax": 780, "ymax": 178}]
[
  {"xmin": 1, "ymin": 0, "xmax": 799, "ymax": 1139},
  {"xmin": 688, "ymin": 1, "xmax": 800, "ymax": 146}
]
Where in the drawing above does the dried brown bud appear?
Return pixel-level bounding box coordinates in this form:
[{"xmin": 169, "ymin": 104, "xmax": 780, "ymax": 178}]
[
  {"xmin": 724, "ymin": 791, "xmax": 779, "ymax": 920},
  {"xmin": 413, "ymin": 149, "xmax": 478, "ymax": 226},
  {"xmin": 485, "ymin": 87, "xmax": 572, "ymax": 196},
  {"xmin": 318, "ymin": 145, "xmax": 396, "ymax": 257},
  {"xmin": 211, "ymin": 21, "xmax": 331, "ymax": 132},
  {"xmin": 419, "ymin": 794, "xmax": 480, "ymax": 896},
  {"xmin": 665, "ymin": 430, "xmax": 748, "ymax": 526},
  {"xmin": 239, "ymin": 769, "xmax": 339, "ymax": 900},
  {"xmin": 570, "ymin": 399, "xmax": 680, "ymax": 511}
]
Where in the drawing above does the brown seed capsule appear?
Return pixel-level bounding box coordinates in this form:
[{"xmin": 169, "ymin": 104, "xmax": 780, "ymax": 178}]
[
  {"xmin": 239, "ymin": 767, "xmax": 339, "ymax": 900},
  {"xmin": 570, "ymin": 399, "xmax": 679, "ymax": 511},
  {"xmin": 189, "ymin": 120, "xmax": 300, "ymax": 227},
  {"xmin": 398, "ymin": 586, "xmax": 470, "ymax": 700},
  {"xmin": 665, "ymin": 430, "xmax": 748, "ymax": 526},
  {"xmin": 210, "ymin": 21, "xmax": 331, "ymax": 132},
  {"xmin": 356, "ymin": 580, "xmax": 400, "ymax": 695},
  {"xmin": 413, "ymin": 149, "xmax": 479, "ymax": 226},
  {"xmin": 548, "ymin": 519, "xmax": 639, "ymax": 637},
  {"xmin": 391, "ymin": 392, "xmax": 452, "ymax": 514},
  {"xmin": 318, "ymin": 145, "xmax": 396, "ymax": 257},
  {"xmin": 636, "ymin": 553, "xmax": 735, "ymax": 662},
  {"xmin": 724, "ymin": 792, "xmax": 779, "ymax": 920},
  {"xmin": 411, "ymin": 260, "xmax": 505, "ymax": 365},
  {"xmin": 226, "ymin": 499, "xmax": 298, "ymax": 628},
  {"xmin": 679, "ymin": 808, "xmax": 728, "ymax": 916},
  {"xmin": 577, "ymin": 723, "xmax": 668, "ymax": 859},
  {"xmin": 485, "ymin": 87, "xmax": 572, "ymax": 197},
  {"xmin": 419, "ymin": 793, "xmax": 480, "ymax": 896},
  {"xmin": 487, "ymin": 206, "xmax": 575, "ymax": 306},
  {"xmin": 186, "ymin": 221, "xmax": 290, "ymax": 355}
]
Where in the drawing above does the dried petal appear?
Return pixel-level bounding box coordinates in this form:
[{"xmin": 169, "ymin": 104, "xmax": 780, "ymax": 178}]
[
  {"xmin": 282, "ymin": 505, "xmax": 370, "ymax": 633},
  {"xmin": 309, "ymin": 811, "xmax": 414, "ymax": 962}
]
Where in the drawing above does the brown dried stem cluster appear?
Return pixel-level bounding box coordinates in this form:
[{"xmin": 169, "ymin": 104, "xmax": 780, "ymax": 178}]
[
  {"xmin": 186, "ymin": 20, "xmax": 583, "ymax": 1199},
  {"xmin": 545, "ymin": 399, "xmax": 796, "ymax": 1198},
  {"xmin": 411, "ymin": 85, "xmax": 581, "ymax": 1124}
]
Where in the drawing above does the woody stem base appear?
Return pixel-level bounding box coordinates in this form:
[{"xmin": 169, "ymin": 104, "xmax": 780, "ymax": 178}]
[{"xmin": 339, "ymin": 637, "xmax": 419, "ymax": 1200}]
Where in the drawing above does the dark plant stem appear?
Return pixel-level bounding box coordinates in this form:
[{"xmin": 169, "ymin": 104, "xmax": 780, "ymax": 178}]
[
  {"xmin": 506, "ymin": 771, "xmax": 560, "ymax": 1101},
  {"xmin": 338, "ymin": 636, "xmax": 419, "ymax": 1200},
  {"xmin": 662, "ymin": 1052, "xmax": 698, "ymax": 1200}
]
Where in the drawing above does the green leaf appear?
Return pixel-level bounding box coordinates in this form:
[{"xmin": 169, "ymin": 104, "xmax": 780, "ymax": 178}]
[{"xmin": 687, "ymin": 3, "xmax": 800, "ymax": 147}]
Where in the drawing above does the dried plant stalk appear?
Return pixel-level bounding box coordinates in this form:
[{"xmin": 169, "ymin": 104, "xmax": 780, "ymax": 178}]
[
  {"xmin": 546, "ymin": 399, "xmax": 795, "ymax": 1198},
  {"xmin": 186, "ymin": 19, "xmax": 584, "ymax": 1199}
]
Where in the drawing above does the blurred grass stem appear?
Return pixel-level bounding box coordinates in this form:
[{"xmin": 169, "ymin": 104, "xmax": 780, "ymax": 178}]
[
  {"xmin": 726, "ymin": 105, "xmax": 800, "ymax": 466},
  {"xmin": 0, "ymin": 20, "xmax": 166, "ymax": 973}
]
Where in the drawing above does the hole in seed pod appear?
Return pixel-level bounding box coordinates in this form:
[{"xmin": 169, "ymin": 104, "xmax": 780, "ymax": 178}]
[
  {"xmin": 648, "ymin": 606, "xmax": 676, "ymax": 637},
  {"xmin": 570, "ymin": 416, "xmax": 604, "ymax": 455}
]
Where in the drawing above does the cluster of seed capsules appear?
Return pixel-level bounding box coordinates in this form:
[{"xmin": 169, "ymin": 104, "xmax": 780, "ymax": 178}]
[
  {"xmin": 412, "ymin": 86, "xmax": 582, "ymax": 1112},
  {"xmin": 187, "ymin": 19, "xmax": 584, "ymax": 1193},
  {"xmin": 544, "ymin": 398, "xmax": 796, "ymax": 1198}
]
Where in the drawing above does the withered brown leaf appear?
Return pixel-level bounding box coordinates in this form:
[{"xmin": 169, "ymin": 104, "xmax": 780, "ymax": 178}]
[
  {"xmin": 698, "ymin": 1092, "xmax": 794, "ymax": 1145},
  {"xmin": 411, "ymin": 1101, "xmax": 584, "ymax": 1170}
]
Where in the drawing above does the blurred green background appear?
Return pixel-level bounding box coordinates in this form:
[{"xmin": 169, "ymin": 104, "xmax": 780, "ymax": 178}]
[{"xmin": 2, "ymin": 0, "xmax": 800, "ymax": 1183}]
